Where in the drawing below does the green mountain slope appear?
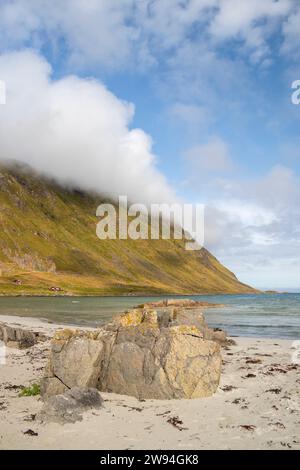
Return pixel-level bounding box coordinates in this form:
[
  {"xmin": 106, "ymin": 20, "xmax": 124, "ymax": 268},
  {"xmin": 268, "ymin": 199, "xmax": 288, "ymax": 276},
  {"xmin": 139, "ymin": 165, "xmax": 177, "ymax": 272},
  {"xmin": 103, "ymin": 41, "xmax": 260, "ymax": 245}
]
[{"xmin": 0, "ymin": 163, "xmax": 257, "ymax": 295}]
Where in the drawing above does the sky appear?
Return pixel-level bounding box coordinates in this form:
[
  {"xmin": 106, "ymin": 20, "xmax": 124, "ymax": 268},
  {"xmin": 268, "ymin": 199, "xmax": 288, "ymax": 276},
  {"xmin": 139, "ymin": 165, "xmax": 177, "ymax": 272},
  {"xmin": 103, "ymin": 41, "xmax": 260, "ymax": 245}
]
[{"xmin": 0, "ymin": 0, "xmax": 300, "ymax": 289}]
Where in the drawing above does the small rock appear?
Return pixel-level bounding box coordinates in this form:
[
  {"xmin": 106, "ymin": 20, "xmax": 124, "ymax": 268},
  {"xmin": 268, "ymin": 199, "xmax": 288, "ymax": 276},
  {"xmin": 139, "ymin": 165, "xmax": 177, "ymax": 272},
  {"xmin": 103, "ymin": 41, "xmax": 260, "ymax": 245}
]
[
  {"xmin": 240, "ymin": 425, "xmax": 256, "ymax": 432},
  {"xmin": 23, "ymin": 429, "xmax": 38, "ymax": 436},
  {"xmin": 265, "ymin": 388, "xmax": 282, "ymax": 395},
  {"xmin": 221, "ymin": 385, "xmax": 237, "ymax": 392},
  {"xmin": 167, "ymin": 416, "xmax": 188, "ymax": 431},
  {"xmin": 38, "ymin": 387, "xmax": 103, "ymax": 424},
  {"xmin": 245, "ymin": 358, "xmax": 262, "ymax": 364}
]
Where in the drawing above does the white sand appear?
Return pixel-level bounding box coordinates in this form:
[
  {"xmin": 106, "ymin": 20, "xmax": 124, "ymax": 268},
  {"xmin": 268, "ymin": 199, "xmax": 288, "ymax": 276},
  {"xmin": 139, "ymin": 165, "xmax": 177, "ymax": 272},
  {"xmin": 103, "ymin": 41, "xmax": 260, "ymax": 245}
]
[{"xmin": 0, "ymin": 315, "xmax": 299, "ymax": 450}]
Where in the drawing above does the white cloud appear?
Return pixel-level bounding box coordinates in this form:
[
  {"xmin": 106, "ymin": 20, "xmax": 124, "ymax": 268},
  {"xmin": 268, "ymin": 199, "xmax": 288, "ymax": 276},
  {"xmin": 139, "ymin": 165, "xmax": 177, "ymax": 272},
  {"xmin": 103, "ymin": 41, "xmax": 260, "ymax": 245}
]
[
  {"xmin": 0, "ymin": 0, "xmax": 137, "ymax": 70},
  {"xmin": 0, "ymin": 50, "xmax": 176, "ymax": 205},
  {"xmin": 168, "ymin": 103, "xmax": 212, "ymax": 135},
  {"xmin": 203, "ymin": 165, "xmax": 300, "ymax": 288},
  {"xmin": 209, "ymin": 0, "xmax": 292, "ymax": 61},
  {"xmin": 180, "ymin": 140, "xmax": 300, "ymax": 287},
  {"xmin": 184, "ymin": 137, "xmax": 232, "ymax": 173},
  {"xmin": 210, "ymin": 0, "xmax": 291, "ymax": 38},
  {"xmin": 0, "ymin": 0, "xmax": 296, "ymax": 71},
  {"xmin": 180, "ymin": 144, "xmax": 300, "ymax": 286},
  {"xmin": 215, "ymin": 200, "xmax": 277, "ymax": 227},
  {"xmin": 281, "ymin": 4, "xmax": 300, "ymax": 57},
  {"xmin": 133, "ymin": 0, "xmax": 216, "ymax": 50}
]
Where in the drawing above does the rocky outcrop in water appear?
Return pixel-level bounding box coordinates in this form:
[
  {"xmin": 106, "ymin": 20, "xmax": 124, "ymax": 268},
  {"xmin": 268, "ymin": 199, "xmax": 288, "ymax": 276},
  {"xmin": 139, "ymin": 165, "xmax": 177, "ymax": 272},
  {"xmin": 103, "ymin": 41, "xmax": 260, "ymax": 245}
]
[
  {"xmin": 139, "ymin": 299, "xmax": 225, "ymax": 309},
  {"xmin": 41, "ymin": 303, "xmax": 225, "ymax": 400}
]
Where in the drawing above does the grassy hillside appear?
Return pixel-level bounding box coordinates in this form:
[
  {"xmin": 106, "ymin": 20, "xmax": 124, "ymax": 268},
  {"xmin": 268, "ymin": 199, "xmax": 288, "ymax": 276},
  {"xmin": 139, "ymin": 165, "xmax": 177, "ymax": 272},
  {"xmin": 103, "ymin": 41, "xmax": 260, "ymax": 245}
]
[{"xmin": 0, "ymin": 163, "xmax": 256, "ymax": 296}]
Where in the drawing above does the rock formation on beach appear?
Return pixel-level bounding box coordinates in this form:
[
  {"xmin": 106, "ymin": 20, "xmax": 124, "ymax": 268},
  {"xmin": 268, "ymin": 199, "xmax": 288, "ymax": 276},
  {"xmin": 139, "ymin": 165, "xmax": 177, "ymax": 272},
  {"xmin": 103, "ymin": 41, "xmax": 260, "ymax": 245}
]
[
  {"xmin": 0, "ymin": 322, "xmax": 48, "ymax": 349},
  {"xmin": 41, "ymin": 301, "xmax": 225, "ymax": 401}
]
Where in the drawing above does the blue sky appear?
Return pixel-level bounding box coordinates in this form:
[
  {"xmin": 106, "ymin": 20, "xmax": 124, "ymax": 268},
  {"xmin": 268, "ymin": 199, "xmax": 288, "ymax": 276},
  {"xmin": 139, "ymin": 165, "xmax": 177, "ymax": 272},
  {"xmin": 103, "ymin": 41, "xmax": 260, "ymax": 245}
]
[{"xmin": 0, "ymin": 0, "xmax": 300, "ymax": 289}]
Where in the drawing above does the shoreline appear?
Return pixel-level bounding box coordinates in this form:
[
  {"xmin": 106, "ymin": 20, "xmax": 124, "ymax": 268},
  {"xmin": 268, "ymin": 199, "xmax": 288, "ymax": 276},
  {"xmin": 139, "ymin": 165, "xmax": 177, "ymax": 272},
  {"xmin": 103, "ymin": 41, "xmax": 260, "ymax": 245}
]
[
  {"xmin": 0, "ymin": 314, "xmax": 299, "ymax": 343},
  {"xmin": 0, "ymin": 314, "xmax": 97, "ymax": 333},
  {"xmin": 0, "ymin": 291, "xmax": 263, "ymax": 298},
  {"xmin": 1, "ymin": 308, "xmax": 299, "ymax": 342},
  {"xmin": 0, "ymin": 314, "xmax": 299, "ymax": 450},
  {"xmin": 0, "ymin": 312, "xmax": 299, "ymax": 341}
]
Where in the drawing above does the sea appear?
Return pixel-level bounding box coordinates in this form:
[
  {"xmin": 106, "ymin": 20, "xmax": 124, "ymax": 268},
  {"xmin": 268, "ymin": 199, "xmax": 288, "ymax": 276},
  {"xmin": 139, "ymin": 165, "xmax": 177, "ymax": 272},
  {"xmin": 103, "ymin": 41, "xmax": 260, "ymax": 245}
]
[{"xmin": 0, "ymin": 293, "xmax": 299, "ymax": 339}]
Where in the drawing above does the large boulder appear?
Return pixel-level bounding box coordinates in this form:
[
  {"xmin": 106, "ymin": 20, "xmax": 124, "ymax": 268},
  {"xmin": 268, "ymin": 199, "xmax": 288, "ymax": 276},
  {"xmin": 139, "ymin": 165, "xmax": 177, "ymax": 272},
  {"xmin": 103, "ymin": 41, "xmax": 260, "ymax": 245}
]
[
  {"xmin": 41, "ymin": 305, "xmax": 223, "ymax": 400},
  {"xmin": 104, "ymin": 324, "xmax": 221, "ymax": 399}
]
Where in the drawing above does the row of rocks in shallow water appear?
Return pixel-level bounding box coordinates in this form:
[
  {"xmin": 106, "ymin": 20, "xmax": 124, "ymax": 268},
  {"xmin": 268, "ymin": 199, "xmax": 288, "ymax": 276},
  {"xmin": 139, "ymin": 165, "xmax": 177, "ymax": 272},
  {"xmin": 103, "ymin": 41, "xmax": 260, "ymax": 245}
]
[
  {"xmin": 138, "ymin": 299, "xmax": 225, "ymax": 309},
  {"xmin": 40, "ymin": 303, "xmax": 226, "ymax": 401}
]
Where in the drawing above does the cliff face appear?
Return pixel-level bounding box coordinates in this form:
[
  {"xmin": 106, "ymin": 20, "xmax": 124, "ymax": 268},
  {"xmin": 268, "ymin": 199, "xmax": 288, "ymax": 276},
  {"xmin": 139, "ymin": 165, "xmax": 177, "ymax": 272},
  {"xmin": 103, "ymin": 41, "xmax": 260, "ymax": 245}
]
[{"xmin": 0, "ymin": 163, "xmax": 256, "ymax": 295}]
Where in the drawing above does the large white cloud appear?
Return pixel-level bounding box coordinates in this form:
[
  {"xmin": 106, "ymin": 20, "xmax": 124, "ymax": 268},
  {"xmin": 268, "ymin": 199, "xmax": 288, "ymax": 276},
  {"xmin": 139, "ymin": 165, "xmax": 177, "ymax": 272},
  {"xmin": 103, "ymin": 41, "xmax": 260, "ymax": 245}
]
[{"xmin": 0, "ymin": 50, "xmax": 176, "ymax": 205}]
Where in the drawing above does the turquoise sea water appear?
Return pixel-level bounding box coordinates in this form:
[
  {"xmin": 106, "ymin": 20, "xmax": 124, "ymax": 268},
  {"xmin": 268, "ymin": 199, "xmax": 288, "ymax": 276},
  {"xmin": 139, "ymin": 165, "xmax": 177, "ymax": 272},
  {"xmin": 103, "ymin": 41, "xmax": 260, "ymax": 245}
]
[{"xmin": 0, "ymin": 293, "xmax": 299, "ymax": 339}]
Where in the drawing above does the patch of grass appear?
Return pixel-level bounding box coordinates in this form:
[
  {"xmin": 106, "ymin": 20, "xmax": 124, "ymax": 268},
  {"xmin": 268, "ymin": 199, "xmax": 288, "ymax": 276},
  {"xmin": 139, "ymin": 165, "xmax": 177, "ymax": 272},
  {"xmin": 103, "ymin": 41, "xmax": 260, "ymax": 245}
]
[{"xmin": 19, "ymin": 383, "xmax": 41, "ymax": 397}]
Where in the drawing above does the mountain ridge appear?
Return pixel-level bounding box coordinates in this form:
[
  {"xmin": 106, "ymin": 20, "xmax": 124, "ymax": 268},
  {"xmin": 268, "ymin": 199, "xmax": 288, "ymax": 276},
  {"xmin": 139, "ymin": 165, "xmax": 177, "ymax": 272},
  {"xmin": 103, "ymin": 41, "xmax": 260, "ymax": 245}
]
[{"xmin": 0, "ymin": 163, "xmax": 257, "ymax": 296}]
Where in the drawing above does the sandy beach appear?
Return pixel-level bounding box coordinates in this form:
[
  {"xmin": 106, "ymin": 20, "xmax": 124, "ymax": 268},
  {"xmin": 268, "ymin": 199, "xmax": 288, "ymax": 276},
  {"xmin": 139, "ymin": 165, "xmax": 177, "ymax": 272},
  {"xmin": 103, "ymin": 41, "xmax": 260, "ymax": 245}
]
[{"xmin": 0, "ymin": 314, "xmax": 299, "ymax": 450}]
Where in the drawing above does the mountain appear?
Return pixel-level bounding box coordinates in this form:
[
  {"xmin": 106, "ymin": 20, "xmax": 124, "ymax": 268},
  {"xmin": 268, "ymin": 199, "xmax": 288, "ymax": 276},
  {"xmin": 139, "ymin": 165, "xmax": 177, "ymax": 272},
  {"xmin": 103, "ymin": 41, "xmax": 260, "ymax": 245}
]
[{"xmin": 0, "ymin": 163, "xmax": 256, "ymax": 296}]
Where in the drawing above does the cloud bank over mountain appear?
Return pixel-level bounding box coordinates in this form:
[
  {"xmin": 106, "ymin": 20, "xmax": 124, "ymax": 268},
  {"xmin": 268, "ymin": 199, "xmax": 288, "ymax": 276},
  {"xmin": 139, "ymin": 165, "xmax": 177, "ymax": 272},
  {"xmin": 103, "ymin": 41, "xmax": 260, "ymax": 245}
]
[{"xmin": 0, "ymin": 50, "xmax": 176, "ymax": 205}]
